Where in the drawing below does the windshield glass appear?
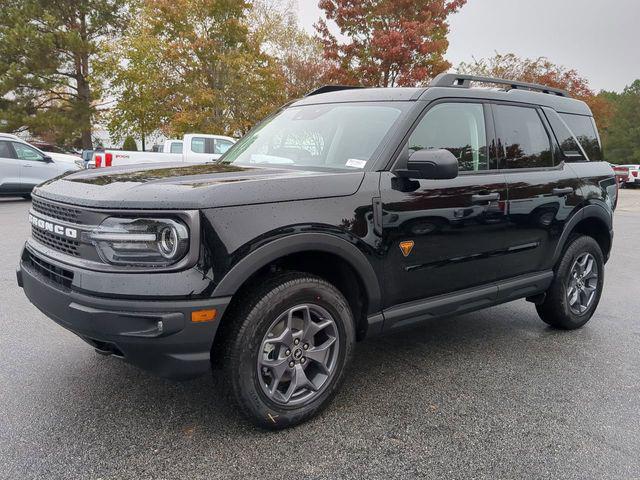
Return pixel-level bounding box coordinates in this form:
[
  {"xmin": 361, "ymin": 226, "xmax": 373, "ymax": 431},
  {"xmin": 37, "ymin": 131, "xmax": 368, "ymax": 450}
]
[{"xmin": 221, "ymin": 103, "xmax": 407, "ymax": 170}]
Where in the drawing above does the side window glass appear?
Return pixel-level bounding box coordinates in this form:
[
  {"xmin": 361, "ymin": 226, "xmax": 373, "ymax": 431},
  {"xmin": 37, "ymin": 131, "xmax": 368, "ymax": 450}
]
[
  {"xmin": 408, "ymin": 103, "xmax": 490, "ymax": 172},
  {"xmin": 542, "ymin": 108, "xmax": 584, "ymax": 160},
  {"xmin": 191, "ymin": 137, "xmax": 205, "ymax": 153},
  {"xmin": 170, "ymin": 142, "xmax": 183, "ymax": 154},
  {"xmin": 214, "ymin": 139, "xmax": 234, "ymax": 155},
  {"xmin": 0, "ymin": 140, "xmax": 15, "ymax": 158},
  {"xmin": 560, "ymin": 113, "xmax": 602, "ymax": 161},
  {"xmin": 13, "ymin": 142, "xmax": 45, "ymax": 162},
  {"xmin": 494, "ymin": 105, "xmax": 553, "ymax": 169}
]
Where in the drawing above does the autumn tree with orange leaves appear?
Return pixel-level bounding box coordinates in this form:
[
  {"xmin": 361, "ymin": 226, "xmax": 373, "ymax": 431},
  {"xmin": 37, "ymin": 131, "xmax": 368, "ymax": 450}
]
[
  {"xmin": 316, "ymin": 0, "xmax": 467, "ymax": 88},
  {"xmin": 458, "ymin": 53, "xmax": 613, "ymax": 129}
]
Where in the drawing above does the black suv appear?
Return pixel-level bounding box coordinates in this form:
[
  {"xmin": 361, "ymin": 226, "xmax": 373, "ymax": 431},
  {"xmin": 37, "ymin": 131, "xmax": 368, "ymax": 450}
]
[{"xmin": 17, "ymin": 74, "xmax": 616, "ymax": 429}]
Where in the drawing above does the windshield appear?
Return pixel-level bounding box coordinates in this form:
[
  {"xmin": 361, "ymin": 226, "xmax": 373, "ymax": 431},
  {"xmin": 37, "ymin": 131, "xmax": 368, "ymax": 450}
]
[{"xmin": 221, "ymin": 103, "xmax": 407, "ymax": 171}]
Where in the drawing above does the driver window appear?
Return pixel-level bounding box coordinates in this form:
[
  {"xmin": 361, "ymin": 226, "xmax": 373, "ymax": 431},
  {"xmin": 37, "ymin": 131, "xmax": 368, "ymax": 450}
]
[
  {"xmin": 408, "ymin": 103, "xmax": 490, "ymax": 172},
  {"xmin": 12, "ymin": 142, "xmax": 45, "ymax": 162}
]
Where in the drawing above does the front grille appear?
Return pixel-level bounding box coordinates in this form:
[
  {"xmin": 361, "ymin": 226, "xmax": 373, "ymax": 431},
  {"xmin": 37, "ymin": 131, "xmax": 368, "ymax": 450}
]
[
  {"xmin": 32, "ymin": 198, "xmax": 83, "ymax": 224},
  {"xmin": 31, "ymin": 227, "xmax": 80, "ymax": 257},
  {"xmin": 24, "ymin": 251, "xmax": 74, "ymax": 289}
]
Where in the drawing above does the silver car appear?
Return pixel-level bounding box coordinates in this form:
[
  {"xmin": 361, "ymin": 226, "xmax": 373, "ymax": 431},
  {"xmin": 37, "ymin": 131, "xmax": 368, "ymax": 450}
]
[{"xmin": 0, "ymin": 133, "xmax": 80, "ymax": 199}]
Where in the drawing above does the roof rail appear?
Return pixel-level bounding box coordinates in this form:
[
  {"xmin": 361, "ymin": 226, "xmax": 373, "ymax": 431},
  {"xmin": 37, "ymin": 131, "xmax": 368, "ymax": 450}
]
[
  {"xmin": 305, "ymin": 85, "xmax": 365, "ymax": 97},
  {"xmin": 430, "ymin": 73, "xmax": 569, "ymax": 97}
]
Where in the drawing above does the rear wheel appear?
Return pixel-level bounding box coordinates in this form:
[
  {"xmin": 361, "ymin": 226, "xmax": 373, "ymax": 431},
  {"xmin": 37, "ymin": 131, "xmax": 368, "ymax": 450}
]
[
  {"xmin": 219, "ymin": 272, "xmax": 355, "ymax": 429},
  {"xmin": 536, "ymin": 235, "xmax": 604, "ymax": 329}
]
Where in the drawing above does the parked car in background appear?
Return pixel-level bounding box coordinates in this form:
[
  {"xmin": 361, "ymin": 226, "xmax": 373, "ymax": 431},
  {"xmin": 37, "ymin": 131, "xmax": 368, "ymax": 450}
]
[
  {"xmin": 621, "ymin": 164, "xmax": 640, "ymax": 187},
  {"xmin": 0, "ymin": 133, "xmax": 81, "ymax": 198},
  {"xmin": 89, "ymin": 134, "xmax": 235, "ymax": 168},
  {"xmin": 610, "ymin": 164, "xmax": 629, "ymax": 186}
]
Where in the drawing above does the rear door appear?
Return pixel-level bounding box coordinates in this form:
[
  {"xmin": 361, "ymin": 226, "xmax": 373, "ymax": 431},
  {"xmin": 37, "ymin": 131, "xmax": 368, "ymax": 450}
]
[
  {"xmin": 493, "ymin": 103, "xmax": 581, "ymax": 279},
  {"xmin": 381, "ymin": 100, "xmax": 508, "ymax": 308},
  {"xmin": 12, "ymin": 141, "xmax": 59, "ymax": 190},
  {"xmin": 0, "ymin": 140, "xmax": 22, "ymax": 194}
]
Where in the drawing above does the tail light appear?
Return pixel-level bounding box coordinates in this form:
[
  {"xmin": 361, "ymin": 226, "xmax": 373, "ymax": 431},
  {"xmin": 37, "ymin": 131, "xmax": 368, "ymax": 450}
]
[
  {"xmin": 105, "ymin": 152, "xmax": 112, "ymax": 167},
  {"xmin": 95, "ymin": 155, "xmax": 102, "ymax": 168},
  {"xmin": 633, "ymin": 171, "xmax": 638, "ymax": 177}
]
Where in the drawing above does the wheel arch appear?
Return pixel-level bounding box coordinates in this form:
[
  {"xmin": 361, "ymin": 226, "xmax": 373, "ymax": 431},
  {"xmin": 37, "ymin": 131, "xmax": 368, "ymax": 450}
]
[
  {"xmin": 553, "ymin": 204, "xmax": 613, "ymax": 265},
  {"xmin": 212, "ymin": 233, "xmax": 382, "ymax": 339}
]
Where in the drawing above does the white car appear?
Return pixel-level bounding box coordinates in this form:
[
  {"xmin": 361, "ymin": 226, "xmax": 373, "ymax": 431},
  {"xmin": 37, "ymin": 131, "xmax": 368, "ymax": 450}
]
[
  {"xmin": 622, "ymin": 164, "xmax": 640, "ymax": 187},
  {"xmin": 90, "ymin": 134, "xmax": 236, "ymax": 168},
  {"xmin": 0, "ymin": 133, "xmax": 81, "ymax": 198}
]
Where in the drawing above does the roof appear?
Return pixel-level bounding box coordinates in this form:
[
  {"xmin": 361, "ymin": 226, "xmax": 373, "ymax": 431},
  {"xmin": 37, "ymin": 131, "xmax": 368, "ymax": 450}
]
[{"xmin": 291, "ymin": 75, "xmax": 592, "ymax": 116}]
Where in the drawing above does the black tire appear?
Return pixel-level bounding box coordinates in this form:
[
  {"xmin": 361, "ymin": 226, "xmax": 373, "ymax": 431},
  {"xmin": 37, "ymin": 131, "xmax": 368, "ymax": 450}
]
[
  {"xmin": 218, "ymin": 272, "xmax": 355, "ymax": 429},
  {"xmin": 536, "ymin": 235, "xmax": 604, "ymax": 329}
]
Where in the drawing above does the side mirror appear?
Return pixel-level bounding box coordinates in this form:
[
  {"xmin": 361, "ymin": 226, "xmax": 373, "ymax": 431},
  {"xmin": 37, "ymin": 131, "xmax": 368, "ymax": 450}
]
[
  {"xmin": 398, "ymin": 148, "xmax": 458, "ymax": 180},
  {"xmin": 43, "ymin": 155, "xmax": 53, "ymax": 163}
]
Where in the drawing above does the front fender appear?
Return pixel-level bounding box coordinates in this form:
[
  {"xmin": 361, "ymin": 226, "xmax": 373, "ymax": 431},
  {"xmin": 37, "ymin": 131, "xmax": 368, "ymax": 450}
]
[{"xmin": 212, "ymin": 232, "xmax": 382, "ymax": 314}]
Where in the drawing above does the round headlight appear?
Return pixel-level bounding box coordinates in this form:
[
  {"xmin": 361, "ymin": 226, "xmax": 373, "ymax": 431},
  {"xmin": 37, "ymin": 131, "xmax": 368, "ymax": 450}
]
[{"xmin": 158, "ymin": 226, "xmax": 179, "ymax": 259}]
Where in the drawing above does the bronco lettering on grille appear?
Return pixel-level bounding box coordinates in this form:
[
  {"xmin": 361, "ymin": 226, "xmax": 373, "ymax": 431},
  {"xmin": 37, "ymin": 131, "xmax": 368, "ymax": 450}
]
[{"xmin": 28, "ymin": 213, "xmax": 78, "ymax": 239}]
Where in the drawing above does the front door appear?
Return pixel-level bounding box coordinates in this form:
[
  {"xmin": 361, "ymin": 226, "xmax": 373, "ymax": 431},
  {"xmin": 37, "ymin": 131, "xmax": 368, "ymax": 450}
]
[
  {"xmin": 381, "ymin": 101, "xmax": 508, "ymax": 310},
  {"xmin": 12, "ymin": 142, "xmax": 58, "ymax": 191}
]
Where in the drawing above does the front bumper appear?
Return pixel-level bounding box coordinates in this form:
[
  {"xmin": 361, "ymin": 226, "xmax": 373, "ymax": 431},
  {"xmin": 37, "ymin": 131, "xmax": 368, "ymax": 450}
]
[{"xmin": 17, "ymin": 244, "xmax": 230, "ymax": 380}]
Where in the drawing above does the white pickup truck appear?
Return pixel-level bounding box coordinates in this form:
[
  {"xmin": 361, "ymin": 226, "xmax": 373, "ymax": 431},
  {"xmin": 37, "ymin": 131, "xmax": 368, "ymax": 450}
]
[{"xmin": 90, "ymin": 134, "xmax": 235, "ymax": 168}]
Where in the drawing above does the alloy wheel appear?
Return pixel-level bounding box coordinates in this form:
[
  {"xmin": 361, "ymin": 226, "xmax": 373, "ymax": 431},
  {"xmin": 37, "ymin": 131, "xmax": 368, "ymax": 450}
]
[{"xmin": 257, "ymin": 304, "xmax": 340, "ymax": 406}]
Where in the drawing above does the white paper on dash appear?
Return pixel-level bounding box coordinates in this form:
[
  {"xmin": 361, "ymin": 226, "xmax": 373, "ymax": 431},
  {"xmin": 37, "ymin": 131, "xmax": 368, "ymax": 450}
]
[{"xmin": 345, "ymin": 158, "xmax": 367, "ymax": 169}]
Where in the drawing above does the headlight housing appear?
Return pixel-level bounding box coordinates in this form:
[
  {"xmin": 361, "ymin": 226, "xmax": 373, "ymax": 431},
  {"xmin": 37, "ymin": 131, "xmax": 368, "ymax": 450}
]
[{"xmin": 87, "ymin": 217, "xmax": 189, "ymax": 266}]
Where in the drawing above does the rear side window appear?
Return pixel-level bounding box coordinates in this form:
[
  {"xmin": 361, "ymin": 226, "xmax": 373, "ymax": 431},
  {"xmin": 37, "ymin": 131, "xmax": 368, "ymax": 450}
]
[
  {"xmin": 560, "ymin": 113, "xmax": 602, "ymax": 161},
  {"xmin": 0, "ymin": 140, "xmax": 15, "ymax": 158},
  {"xmin": 542, "ymin": 108, "xmax": 584, "ymax": 160},
  {"xmin": 170, "ymin": 142, "xmax": 183, "ymax": 154},
  {"xmin": 493, "ymin": 105, "xmax": 553, "ymax": 169},
  {"xmin": 191, "ymin": 137, "xmax": 215, "ymax": 154},
  {"xmin": 408, "ymin": 102, "xmax": 491, "ymax": 172}
]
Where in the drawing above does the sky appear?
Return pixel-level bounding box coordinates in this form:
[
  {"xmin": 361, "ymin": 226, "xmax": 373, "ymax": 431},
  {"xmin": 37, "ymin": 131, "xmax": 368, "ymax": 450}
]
[{"xmin": 295, "ymin": 0, "xmax": 640, "ymax": 92}]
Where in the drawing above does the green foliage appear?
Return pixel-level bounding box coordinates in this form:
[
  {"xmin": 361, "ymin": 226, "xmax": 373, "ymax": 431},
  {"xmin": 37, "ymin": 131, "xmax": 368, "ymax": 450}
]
[
  {"xmin": 122, "ymin": 135, "xmax": 137, "ymax": 151},
  {"xmin": 0, "ymin": 0, "xmax": 130, "ymax": 148},
  {"xmin": 599, "ymin": 80, "xmax": 640, "ymax": 164},
  {"xmin": 108, "ymin": 0, "xmax": 287, "ymax": 139}
]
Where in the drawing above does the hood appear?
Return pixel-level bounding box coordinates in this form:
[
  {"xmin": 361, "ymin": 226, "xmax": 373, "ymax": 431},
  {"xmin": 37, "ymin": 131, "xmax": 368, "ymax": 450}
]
[
  {"xmin": 48, "ymin": 152, "xmax": 82, "ymax": 164},
  {"xmin": 33, "ymin": 162, "xmax": 365, "ymax": 209}
]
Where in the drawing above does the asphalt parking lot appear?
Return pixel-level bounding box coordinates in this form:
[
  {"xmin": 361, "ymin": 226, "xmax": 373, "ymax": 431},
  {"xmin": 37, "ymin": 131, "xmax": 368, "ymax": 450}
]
[{"xmin": 1, "ymin": 191, "xmax": 639, "ymax": 480}]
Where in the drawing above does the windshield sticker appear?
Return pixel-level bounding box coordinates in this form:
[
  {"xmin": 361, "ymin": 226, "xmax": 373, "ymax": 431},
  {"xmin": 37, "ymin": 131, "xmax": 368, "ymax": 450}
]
[{"xmin": 346, "ymin": 158, "xmax": 367, "ymax": 169}]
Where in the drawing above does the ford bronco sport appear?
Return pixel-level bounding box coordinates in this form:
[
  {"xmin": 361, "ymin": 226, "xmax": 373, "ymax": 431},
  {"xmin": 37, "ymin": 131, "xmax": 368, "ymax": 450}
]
[{"xmin": 17, "ymin": 74, "xmax": 616, "ymax": 429}]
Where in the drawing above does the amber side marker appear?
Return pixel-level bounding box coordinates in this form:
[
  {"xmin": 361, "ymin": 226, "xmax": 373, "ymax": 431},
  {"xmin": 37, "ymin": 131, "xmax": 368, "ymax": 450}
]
[
  {"xmin": 399, "ymin": 240, "xmax": 415, "ymax": 257},
  {"xmin": 191, "ymin": 309, "xmax": 217, "ymax": 323}
]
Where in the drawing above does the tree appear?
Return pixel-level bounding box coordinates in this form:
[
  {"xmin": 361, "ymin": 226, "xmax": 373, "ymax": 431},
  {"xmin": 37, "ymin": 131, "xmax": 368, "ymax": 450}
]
[
  {"xmin": 316, "ymin": 0, "xmax": 466, "ymax": 87},
  {"xmin": 599, "ymin": 80, "xmax": 640, "ymax": 164},
  {"xmin": 109, "ymin": 0, "xmax": 286, "ymax": 139},
  {"xmin": 457, "ymin": 53, "xmax": 613, "ymax": 130},
  {"xmin": 122, "ymin": 135, "xmax": 137, "ymax": 151},
  {"xmin": 250, "ymin": 0, "xmax": 329, "ymax": 99},
  {"xmin": 0, "ymin": 0, "xmax": 130, "ymax": 149},
  {"xmin": 104, "ymin": 22, "xmax": 168, "ymax": 151}
]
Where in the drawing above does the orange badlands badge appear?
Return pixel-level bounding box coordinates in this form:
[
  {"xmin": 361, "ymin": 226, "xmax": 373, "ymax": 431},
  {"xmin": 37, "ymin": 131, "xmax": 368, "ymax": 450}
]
[{"xmin": 399, "ymin": 240, "xmax": 414, "ymax": 257}]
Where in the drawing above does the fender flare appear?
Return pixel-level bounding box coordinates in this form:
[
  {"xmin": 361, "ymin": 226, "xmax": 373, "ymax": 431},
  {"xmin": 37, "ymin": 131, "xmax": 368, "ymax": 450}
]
[
  {"xmin": 212, "ymin": 233, "xmax": 382, "ymax": 313},
  {"xmin": 552, "ymin": 203, "xmax": 613, "ymax": 265}
]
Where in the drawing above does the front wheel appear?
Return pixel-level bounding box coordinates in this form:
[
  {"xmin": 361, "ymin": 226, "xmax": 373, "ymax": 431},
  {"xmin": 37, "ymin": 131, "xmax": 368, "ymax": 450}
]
[
  {"xmin": 536, "ymin": 235, "xmax": 604, "ymax": 329},
  {"xmin": 219, "ymin": 272, "xmax": 355, "ymax": 429}
]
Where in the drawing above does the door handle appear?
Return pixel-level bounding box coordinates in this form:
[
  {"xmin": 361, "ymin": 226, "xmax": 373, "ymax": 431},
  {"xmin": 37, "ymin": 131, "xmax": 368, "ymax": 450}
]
[
  {"xmin": 23, "ymin": 164, "xmax": 33, "ymax": 168},
  {"xmin": 553, "ymin": 187, "xmax": 574, "ymax": 196},
  {"xmin": 472, "ymin": 192, "xmax": 500, "ymax": 204}
]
